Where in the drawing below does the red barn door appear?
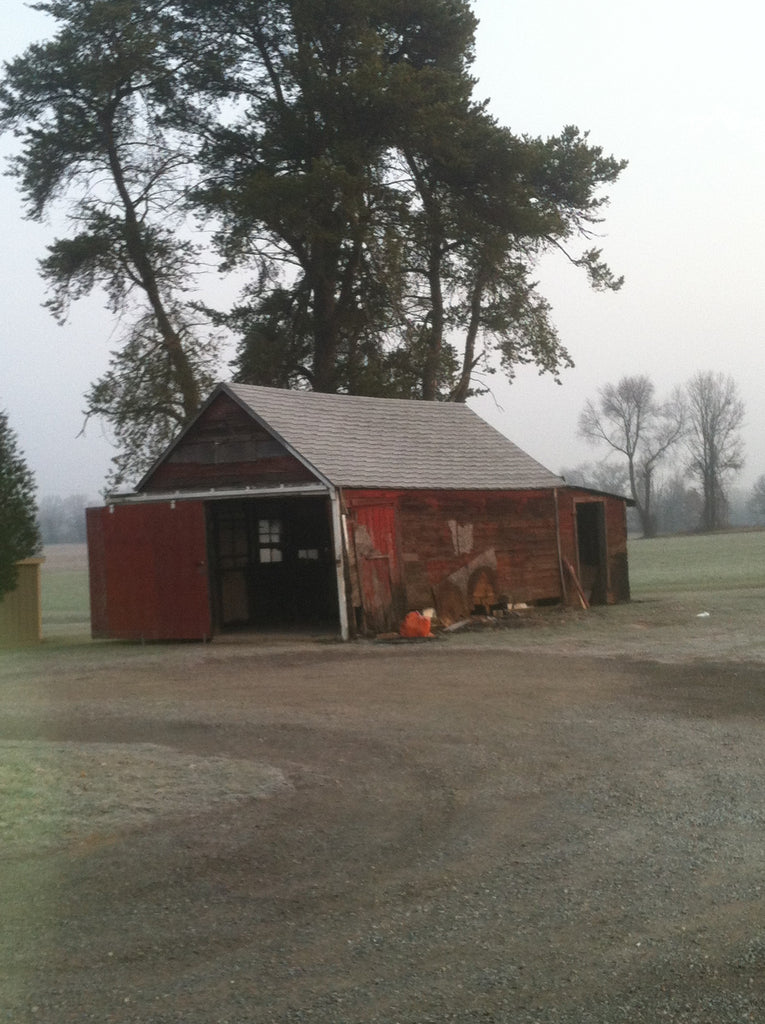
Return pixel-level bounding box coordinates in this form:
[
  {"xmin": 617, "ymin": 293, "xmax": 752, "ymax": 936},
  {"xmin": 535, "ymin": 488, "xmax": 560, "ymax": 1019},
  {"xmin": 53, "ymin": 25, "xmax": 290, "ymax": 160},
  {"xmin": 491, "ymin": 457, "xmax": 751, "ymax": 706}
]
[
  {"xmin": 352, "ymin": 503, "xmax": 403, "ymax": 634},
  {"xmin": 87, "ymin": 501, "xmax": 211, "ymax": 641}
]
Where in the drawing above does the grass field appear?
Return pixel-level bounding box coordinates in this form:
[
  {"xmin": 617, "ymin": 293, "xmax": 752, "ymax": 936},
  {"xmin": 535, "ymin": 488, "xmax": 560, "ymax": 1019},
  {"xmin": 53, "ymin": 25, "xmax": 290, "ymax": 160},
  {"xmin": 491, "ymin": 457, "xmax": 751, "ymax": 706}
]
[
  {"xmin": 40, "ymin": 544, "xmax": 90, "ymax": 634},
  {"xmin": 41, "ymin": 571, "xmax": 89, "ymax": 625},
  {"xmin": 628, "ymin": 529, "xmax": 765, "ymax": 593}
]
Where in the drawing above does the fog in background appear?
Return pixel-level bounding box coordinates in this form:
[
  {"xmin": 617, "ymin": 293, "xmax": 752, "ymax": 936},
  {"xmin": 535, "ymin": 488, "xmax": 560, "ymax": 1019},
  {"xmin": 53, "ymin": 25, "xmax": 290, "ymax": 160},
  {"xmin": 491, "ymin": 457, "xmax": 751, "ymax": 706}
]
[{"xmin": 3, "ymin": 0, "xmax": 763, "ymax": 501}]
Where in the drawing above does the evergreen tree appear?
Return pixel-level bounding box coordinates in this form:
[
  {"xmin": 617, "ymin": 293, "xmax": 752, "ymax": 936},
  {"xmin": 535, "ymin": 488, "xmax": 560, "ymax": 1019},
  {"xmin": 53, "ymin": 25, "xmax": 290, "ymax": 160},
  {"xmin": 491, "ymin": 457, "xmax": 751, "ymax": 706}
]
[
  {"xmin": 0, "ymin": 0, "xmax": 218, "ymax": 488},
  {"xmin": 0, "ymin": 410, "xmax": 42, "ymax": 598},
  {"xmin": 190, "ymin": 0, "xmax": 625, "ymax": 399}
]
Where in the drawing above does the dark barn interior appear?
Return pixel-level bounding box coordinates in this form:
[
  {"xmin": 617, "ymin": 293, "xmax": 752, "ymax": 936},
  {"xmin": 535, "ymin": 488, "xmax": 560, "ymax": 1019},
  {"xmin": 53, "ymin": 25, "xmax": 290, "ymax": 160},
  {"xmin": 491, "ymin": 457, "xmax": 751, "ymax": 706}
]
[{"xmin": 208, "ymin": 497, "xmax": 338, "ymax": 631}]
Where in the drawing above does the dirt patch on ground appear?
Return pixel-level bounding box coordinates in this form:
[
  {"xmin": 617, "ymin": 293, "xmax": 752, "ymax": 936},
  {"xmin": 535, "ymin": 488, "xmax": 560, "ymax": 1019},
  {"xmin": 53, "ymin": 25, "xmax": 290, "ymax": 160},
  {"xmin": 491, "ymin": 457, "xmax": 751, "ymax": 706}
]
[{"xmin": 2, "ymin": 625, "xmax": 765, "ymax": 1022}]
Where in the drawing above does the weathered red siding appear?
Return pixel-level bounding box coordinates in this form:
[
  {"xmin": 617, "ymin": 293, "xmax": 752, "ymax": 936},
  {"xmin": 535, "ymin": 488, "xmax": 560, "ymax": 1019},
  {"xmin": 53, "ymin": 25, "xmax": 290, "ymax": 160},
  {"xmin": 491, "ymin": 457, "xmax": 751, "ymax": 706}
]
[
  {"xmin": 556, "ymin": 489, "xmax": 630, "ymax": 604},
  {"xmin": 344, "ymin": 487, "xmax": 629, "ymax": 628},
  {"xmin": 143, "ymin": 393, "xmax": 317, "ymax": 492},
  {"xmin": 347, "ymin": 500, "xmax": 406, "ymax": 633},
  {"xmin": 87, "ymin": 501, "xmax": 212, "ymax": 640}
]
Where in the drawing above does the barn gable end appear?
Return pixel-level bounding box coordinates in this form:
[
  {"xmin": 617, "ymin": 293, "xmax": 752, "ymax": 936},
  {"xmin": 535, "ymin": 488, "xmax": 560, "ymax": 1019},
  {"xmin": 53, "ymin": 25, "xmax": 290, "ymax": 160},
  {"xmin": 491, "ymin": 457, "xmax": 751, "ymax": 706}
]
[{"xmin": 141, "ymin": 391, "xmax": 320, "ymax": 493}]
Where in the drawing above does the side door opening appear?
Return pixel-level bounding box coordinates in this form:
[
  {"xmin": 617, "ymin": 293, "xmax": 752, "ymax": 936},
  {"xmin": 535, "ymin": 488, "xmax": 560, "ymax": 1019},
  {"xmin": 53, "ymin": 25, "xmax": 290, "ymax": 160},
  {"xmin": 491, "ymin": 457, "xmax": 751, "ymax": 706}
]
[{"xmin": 575, "ymin": 501, "xmax": 608, "ymax": 605}]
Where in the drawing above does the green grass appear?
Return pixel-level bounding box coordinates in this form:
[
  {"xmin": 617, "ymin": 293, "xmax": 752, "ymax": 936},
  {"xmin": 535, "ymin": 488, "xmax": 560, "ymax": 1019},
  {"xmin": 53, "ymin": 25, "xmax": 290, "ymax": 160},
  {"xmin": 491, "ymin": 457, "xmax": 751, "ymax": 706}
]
[
  {"xmin": 40, "ymin": 570, "xmax": 90, "ymax": 628},
  {"xmin": 628, "ymin": 530, "xmax": 765, "ymax": 594}
]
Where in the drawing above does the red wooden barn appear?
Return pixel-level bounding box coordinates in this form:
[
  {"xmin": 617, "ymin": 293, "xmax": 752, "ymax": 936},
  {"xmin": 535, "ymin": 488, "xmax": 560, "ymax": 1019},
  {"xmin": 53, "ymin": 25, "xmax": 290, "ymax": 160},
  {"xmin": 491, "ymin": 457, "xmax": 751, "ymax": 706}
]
[{"xmin": 86, "ymin": 383, "xmax": 632, "ymax": 641}]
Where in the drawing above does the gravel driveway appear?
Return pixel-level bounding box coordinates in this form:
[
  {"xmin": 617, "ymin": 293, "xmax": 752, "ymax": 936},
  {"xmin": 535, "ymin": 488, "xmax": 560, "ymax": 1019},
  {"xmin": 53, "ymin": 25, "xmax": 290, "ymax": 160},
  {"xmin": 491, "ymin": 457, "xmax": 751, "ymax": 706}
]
[{"xmin": 2, "ymin": 631, "xmax": 765, "ymax": 1023}]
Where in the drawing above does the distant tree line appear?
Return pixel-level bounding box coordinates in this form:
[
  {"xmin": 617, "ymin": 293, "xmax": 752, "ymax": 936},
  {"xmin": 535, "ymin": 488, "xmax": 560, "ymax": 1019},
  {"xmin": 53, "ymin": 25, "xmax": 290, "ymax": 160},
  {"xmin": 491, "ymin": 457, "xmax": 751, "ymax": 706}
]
[
  {"xmin": 567, "ymin": 370, "xmax": 755, "ymax": 537},
  {"xmin": 37, "ymin": 494, "xmax": 90, "ymax": 545},
  {"xmin": 747, "ymin": 477, "xmax": 765, "ymax": 526}
]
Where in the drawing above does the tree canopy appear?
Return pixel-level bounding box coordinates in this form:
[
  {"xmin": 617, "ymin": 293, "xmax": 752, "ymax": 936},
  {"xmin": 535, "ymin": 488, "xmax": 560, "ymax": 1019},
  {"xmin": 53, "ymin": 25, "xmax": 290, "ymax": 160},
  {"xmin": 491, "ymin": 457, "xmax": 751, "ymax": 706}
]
[
  {"xmin": 1, "ymin": 0, "xmax": 627, "ymax": 486},
  {"xmin": 191, "ymin": 0, "xmax": 626, "ymax": 399},
  {"xmin": 0, "ymin": 410, "xmax": 42, "ymax": 598},
  {"xmin": 0, "ymin": 0, "xmax": 218, "ymax": 487}
]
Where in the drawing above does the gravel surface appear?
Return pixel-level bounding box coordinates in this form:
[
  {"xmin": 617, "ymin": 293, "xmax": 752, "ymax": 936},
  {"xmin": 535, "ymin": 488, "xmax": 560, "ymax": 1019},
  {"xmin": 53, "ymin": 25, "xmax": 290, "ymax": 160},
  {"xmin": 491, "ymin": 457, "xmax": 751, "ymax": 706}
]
[{"xmin": 1, "ymin": 631, "xmax": 765, "ymax": 1022}]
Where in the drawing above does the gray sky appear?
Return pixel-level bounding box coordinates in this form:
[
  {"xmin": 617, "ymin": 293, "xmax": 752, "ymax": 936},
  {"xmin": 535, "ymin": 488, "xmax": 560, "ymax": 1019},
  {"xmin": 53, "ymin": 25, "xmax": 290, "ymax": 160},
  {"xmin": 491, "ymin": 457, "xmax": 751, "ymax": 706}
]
[{"xmin": 2, "ymin": 0, "xmax": 763, "ymax": 499}]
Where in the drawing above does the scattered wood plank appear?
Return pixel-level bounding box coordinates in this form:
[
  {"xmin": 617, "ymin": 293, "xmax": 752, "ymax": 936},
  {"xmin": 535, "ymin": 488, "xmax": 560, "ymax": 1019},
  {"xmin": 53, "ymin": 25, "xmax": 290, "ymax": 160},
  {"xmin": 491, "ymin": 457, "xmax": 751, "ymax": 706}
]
[{"xmin": 563, "ymin": 558, "xmax": 589, "ymax": 610}]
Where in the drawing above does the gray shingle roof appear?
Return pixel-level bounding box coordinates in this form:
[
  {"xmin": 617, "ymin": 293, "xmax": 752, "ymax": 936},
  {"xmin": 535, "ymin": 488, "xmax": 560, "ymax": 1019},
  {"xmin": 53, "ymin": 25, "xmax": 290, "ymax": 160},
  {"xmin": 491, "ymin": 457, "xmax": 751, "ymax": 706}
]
[{"xmin": 224, "ymin": 383, "xmax": 564, "ymax": 491}]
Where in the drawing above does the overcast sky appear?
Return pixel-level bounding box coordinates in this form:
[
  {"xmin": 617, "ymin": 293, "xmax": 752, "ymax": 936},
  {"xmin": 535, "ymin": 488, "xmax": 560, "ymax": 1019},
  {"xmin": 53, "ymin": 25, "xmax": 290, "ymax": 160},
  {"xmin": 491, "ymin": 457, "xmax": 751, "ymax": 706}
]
[{"xmin": 2, "ymin": 0, "xmax": 764, "ymax": 499}]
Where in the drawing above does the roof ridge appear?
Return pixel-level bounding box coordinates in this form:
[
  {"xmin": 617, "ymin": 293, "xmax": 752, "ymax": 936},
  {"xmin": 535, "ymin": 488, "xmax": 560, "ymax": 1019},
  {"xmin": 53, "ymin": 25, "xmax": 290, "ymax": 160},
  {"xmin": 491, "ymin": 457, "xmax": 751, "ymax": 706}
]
[{"xmin": 226, "ymin": 382, "xmax": 477, "ymax": 413}]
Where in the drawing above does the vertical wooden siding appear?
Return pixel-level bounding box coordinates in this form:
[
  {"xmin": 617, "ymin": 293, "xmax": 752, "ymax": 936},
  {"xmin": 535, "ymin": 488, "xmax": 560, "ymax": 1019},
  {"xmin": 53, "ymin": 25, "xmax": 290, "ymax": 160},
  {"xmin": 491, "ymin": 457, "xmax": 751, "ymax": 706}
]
[
  {"xmin": 346, "ymin": 500, "xmax": 405, "ymax": 633},
  {"xmin": 395, "ymin": 489, "xmax": 565, "ymax": 612},
  {"xmin": 556, "ymin": 490, "xmax": 630, "ymax": 604},
  {"xmin": 345, "ymin": 487, "xmax": 630, "ymax": 629},
  {"xmin": 143, "ymin": 393, "xmax": 318, "ymax": 492}
]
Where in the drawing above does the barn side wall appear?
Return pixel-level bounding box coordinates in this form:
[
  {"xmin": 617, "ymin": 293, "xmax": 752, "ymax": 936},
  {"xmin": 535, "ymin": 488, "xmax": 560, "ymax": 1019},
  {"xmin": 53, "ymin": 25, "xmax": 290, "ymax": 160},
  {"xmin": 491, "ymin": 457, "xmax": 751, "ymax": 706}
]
[
  {"xmin": 556, "ymin": 488, "xmax": 631, "ymax": 604},
  {"xmin": 343, "ymin": 487, "xmax": 630, "ymax": 630},
  {"xmin": 86, "ymin": 483, "xmax": 630, "ymax": 641}
]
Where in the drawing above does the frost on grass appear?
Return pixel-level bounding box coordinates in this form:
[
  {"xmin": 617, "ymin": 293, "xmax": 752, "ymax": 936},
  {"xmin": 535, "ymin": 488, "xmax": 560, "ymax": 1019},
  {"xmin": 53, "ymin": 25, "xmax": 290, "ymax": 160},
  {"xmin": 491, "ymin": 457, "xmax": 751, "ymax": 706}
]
[{"xmin": 0, "ymin": 741, "xmax": 288, "ymax": 855}]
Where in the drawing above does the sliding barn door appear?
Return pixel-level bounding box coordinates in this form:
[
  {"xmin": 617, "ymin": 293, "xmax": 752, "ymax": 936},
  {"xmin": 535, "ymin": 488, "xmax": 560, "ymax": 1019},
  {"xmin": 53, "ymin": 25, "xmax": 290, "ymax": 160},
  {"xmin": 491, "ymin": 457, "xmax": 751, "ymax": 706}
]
[{"xmin": 87, "ymin": 501, "xmax": 211, "ymax": 641}]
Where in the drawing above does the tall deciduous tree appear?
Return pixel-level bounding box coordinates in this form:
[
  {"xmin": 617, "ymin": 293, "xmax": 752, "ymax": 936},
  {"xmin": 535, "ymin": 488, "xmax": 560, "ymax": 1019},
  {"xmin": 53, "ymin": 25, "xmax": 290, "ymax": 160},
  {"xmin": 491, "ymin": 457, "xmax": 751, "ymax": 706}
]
[
  {"xmin": 579, "ymin": 375, "xmax": 686, "ymax": 537},
  {"xmin": 653, "ymin": 473, "xmax": 703, "ymax": 535},
  {"xmin": 0, "ymin": 0, "xmax": 217, "ymax": 487},
  {"xmin": 559, "ymin": 460, "xmax": 630, "ymax": 496},
  {"xmin": 0, "ymin": 410, "xmax": 42, "ymax": 598},
  {"xmin": 38, "ymin": 493, "xmax": 90, "ymax": 544},
  {"xmin": 685, "ymin": 370, "xmax": 744, "ymax": 531}
]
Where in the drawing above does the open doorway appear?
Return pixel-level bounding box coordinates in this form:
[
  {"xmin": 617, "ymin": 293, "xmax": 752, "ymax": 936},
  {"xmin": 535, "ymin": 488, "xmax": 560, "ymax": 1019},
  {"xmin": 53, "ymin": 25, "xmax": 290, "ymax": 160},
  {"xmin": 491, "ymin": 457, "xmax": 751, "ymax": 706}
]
[
  {"xmin": 575, "ymin": 501, "xmax": 608, "ymax": 605},
  {"xmin": 208, "ymin": 497, "xmax": 339, "ymax": 631}
]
